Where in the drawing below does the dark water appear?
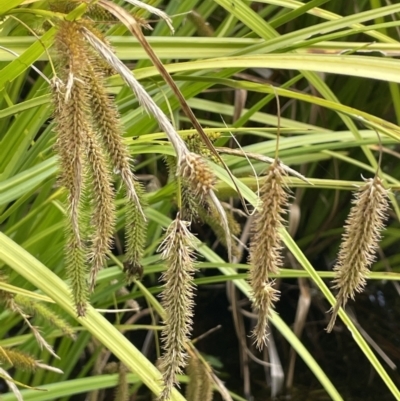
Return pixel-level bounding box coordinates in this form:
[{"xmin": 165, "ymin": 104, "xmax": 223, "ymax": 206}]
[{"xmin": 190, "ymin": 278, "xmax": 400, "ymax": 401}]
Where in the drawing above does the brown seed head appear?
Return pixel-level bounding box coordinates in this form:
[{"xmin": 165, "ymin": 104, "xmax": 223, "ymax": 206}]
[
  {"xmin": 179, "ymin": 152, "xmax": 215, "ymax": 199},
  {"xmin": 251, "ymin": 281, "xmax": 280, "ymax": 350}
]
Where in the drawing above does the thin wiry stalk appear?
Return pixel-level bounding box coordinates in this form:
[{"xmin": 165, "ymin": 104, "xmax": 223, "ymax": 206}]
[
  {"xmin": 84, "ymin": 129, "xmax": 116, "ymax": 291},
  {"xmin": 217, "ymin": 147, "xmax": 311, "ymax": 184},
  {"xmin": 211, "ymin": 372, "xmax": 234, "ymax": 401},
  {"xmin": 0, "ymin": 45, "xmax": 51, "ymax": 84},
  {"xmin": 158, "ymin": 217, "xmax": 197, "ymax": 401},
  {"xmin": 327, "ymin": 176, "xmax": 389, "ymax": 332},
  {"xmin": 248, "ymin": 160, "xmax": 289, "ymax": 349}
]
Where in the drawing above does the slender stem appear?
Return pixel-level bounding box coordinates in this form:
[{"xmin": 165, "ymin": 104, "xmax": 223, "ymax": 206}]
[
  {"xmin": 176, "ymin": 175, "xmax": 182, "ymax": 211},
  {"xmin": 7, "ymin": 9, "xmax": 65, "ymax": 19}
]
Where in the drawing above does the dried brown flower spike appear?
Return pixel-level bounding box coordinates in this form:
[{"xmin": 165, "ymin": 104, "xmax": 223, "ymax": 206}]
[
  {"xmin": 158, "ymin": 216, "xmax": 198, "ymax": 401},
  {"xmin": 327, "ymin": 176, "xmax": 389, "ymax": 332},
  {"xmin": 248, "ymin": 159, "xmax": 289, "ymax": 350}
]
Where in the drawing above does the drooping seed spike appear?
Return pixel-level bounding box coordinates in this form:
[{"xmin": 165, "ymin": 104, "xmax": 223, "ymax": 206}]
[
  {"xmin": 0, "ymin": 347, "xmax": 38, "ymax": 372},
  {"xmin": 53, "ymin": 21, "xmax": 94, "ymax": 315},
  {"xmin": 114, "ymin": 363, "xmax": 129, "ymax": 401},
  {"xmin": 84, "ymin": 129, "xmax": 116, "ymax": 292},
  {"xmin": 185, "ymin": 355, "xmax": 214, "ymax": 401},
  {"xmin": 251, "ymin": 281, "xmax": 280, "ymax": 350},
  {"xmin": 124, "ymin": 182, "xmax": 147, "ymax": 283},
  {"xmin": 248, "ymin": 160, "xmax": 289, "ymax": 349},
  {"xmin": 85, "ymin": 61, "xmax": 143, "ymax": 213},
  {"xmin": 158, "ymin": 216, "xmax": 198, "ymax": 401},
  {"xmin": 327, "ymin": 176, "xmax": 389, "ymax": 332}
]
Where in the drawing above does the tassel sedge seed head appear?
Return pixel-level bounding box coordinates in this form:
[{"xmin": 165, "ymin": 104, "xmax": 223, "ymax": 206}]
[
  {"xmin": 248, "ymin": 161, "xmax": 289, "ymax": 349},
  {"xmin": 327, "ymin": 176, "xmax": 389, "ymax": 332},
  {"xmin": 158, "ymin": 217, "xmax": 198, "ymax": 401}
]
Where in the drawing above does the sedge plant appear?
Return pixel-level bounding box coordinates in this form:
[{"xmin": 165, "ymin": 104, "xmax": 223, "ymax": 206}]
[{"xmin": 2, "ymin": 1, "xmax": 400, "ymax": 401}]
